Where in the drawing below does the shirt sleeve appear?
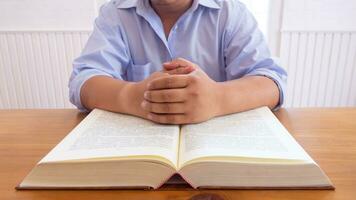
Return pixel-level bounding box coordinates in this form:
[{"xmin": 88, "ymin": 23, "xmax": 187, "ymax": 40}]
[
  {"xmin": 223, "ymin": 2, "xmax": 287, "ymax": 110},
  {"xmin": 68, "ymin": 4, "xmax": 130, "ymax": 111}
]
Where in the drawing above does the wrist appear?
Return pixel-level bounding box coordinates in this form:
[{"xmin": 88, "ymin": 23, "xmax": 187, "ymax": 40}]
[
  {"xmin": 214, "ymin": 82, "xmax": 226, "ymax": 117},
  {"xmin": 118, "ymin": 82, "xmax": 135, "ymax": 114},
  {"xmin": 119, "ymin": 81, "xmax": 146, "ymax": 117},
  {"xmin": 214, "ymin": 81, "xmax": 244, "ymax": 117}
]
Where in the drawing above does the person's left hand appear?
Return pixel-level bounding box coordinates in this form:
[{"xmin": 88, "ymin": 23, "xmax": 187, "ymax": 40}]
[{"xmin": 141, "ymin": 58, "xmax": 222, "ymax": 124}]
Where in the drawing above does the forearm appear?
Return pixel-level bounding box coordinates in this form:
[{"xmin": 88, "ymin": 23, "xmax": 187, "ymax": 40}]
[
  {"xmin": 80, "ymin": 76, "xmax": 143, "ymax": 117},
  {"xmin": 216, "ymin": 76, "xmax": 280, "ymax": 116}
]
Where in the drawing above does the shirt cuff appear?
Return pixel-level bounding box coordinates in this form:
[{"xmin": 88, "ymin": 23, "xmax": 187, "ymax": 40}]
[
  {"xmin": 69, "ymin": 69, "xmax": 114, "ymax": 112},
  {"xmin": 244, "ymin": 68, "xmax": 287, "ymax": 111}
]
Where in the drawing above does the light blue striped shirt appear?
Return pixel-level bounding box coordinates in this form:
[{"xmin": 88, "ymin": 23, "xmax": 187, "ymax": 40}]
[{"xmin": 69, "ymin": 0, "xmax": 287, "ymax": 111}]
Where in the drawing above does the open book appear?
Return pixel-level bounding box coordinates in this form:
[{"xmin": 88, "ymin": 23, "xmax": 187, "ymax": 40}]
[{"xmin": 17, "ymin": 107, "xmax": 334, "ymax": 190}]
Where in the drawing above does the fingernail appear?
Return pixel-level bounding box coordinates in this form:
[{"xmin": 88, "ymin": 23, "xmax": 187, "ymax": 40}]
[{"xmin": 144, "ymin": 92, "xmax": 148, "ymax": 99}]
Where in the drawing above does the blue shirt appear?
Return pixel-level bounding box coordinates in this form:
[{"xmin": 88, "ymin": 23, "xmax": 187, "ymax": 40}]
[{"xmin": 69, "ymin": 0, "xmax": 287, "ymax": 111}]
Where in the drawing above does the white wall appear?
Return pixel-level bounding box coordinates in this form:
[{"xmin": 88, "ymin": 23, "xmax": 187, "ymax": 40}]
[
  {"xmin": 280, "ymin": 0, "xmax": 356, "ymax": 107},
  {"xmin": 0, "ymin": 0, "xmax": 97, "ymax": 31},
  {"xmin": 0, "ymin": 0, "xmax": 96, "ymax": 109},
  {"xmin": 282, "ymin": 0, "xmax": 356, "ymax": 31},
  {"xmin": 0, "ymin": 31, "xmax": 90, "ymax": 108}
]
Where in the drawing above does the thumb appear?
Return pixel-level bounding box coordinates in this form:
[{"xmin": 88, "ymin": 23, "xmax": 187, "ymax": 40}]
[
  {"xmin": 165, "ymin": 66, "xmax": 196, "ymax": 75},
  {"xmin": 163, "ymin": 61, "xmax": 181, "ymax": 71}
]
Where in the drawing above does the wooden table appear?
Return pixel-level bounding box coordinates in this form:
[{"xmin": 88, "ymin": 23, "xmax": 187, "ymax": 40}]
[{"xmin": 0, "ymin": 108, "xmax": 356, "ymax": 200}]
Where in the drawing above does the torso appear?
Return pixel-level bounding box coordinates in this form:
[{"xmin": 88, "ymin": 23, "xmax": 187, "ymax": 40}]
[{"xmin": 113, "ymin": 1, "xmax": 229, "ymax": 82}]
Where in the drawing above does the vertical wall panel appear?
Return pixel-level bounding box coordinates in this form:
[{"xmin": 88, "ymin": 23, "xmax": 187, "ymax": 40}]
[
  {"xmin": 341, "ymin": 34, "xmax": 356, "ymax": 106},
  {"xmin": 284, "ymin": 32, "xmax": 300, "ymax": 106},
  {"xmin": 281, "ymin": 31, "xmax": 356, "ymax": 107},
  {"xmin": 324, "ymin": 33, "xmax": 341, "ymax": 107},
  {"xmin": 347, "ymin": 34, "xmax": 356, "ymax": 106},
  {"xmin": 279, "ymin": 31, "xmax": 291, "ymax": 70},
  {"xmin": 0, "ymin": 31, "xmax": 90, "ymax": 109},
  {"xmin": 317, "ymin": 33, "xmax": 333, "ymax": 107},
  {"xmin": 7, "ymin": 34, "xmax": 25, "ymax": 108},
  {"xmin": 282, "ymin": 0, "xmax": 356, "ymax": 107},
  {"xmin": 0, "ymin": 34, "xmax": 9, "ymax": 108},
  {"xmin": 332, "ymin": 33, "xmax": 351, "ymax": 106},
  {"xmin": 300, "ymin": 32, "xmax": 316, "ymax": 107},
  {"xmin": 292, "ymin": 32, "xmax": 308, "ymax": 107}
]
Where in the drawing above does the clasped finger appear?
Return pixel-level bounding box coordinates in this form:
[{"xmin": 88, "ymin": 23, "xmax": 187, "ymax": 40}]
[
  {"xmin": 144, "ymin": 89, "xmax": 186, "ymax": 103},
  {"xmin": 141, "ymin": 101, "xmax": 186, "ymax": 114}
]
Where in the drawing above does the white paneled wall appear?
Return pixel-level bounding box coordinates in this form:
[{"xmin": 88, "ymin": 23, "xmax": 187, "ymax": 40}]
[
  {"xmin": 0, "ymin": 0, "xmax": 96, "ymax": 109},
  {"xmin": 280, "ymin": 31, "xmax": 356, "ymax": 107},
  {"xmin": 279, "ymin": 0, "xmax": 356, "ymax": 108},
  {"xmin": 0, "ymin": 31, "xmax": 90, "ymax": 108}
]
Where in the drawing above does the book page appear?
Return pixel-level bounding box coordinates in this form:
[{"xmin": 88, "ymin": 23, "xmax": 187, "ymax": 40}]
[
  {"xmin": 178, "ymin": 107, "xmax": 313, "ymax": 167},
  {"xmin": 41, "ymin": 109, "xmax": 180, "ymax": 167}
]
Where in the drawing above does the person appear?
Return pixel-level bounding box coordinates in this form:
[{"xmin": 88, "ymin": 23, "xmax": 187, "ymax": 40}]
[{"xmin": 69, "ymin": 0, "xmax": 287, "ymax": 124}]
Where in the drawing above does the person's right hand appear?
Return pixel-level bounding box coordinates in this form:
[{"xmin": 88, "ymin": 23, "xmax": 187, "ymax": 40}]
[{"xmin": 123, "ymin": 61, "xmax": 196, "ymax": 122}]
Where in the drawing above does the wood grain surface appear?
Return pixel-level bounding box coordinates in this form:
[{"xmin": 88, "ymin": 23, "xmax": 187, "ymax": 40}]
[{"xmin": 0, "ymin": 108, "xmax": 355, "ymax": 200}]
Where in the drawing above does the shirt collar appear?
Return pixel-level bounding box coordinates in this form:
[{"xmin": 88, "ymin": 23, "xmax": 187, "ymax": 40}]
[
  {"xmin": 198, "ymin": 0, "xmax": 221, "ymax": 9},
  {"xmin": 116, "ymin": 0, "xmax": 220, "ymax": 10},
  {"xmin": 115, "ymin": 0, "xmax": 139, "ymax": 9}
]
